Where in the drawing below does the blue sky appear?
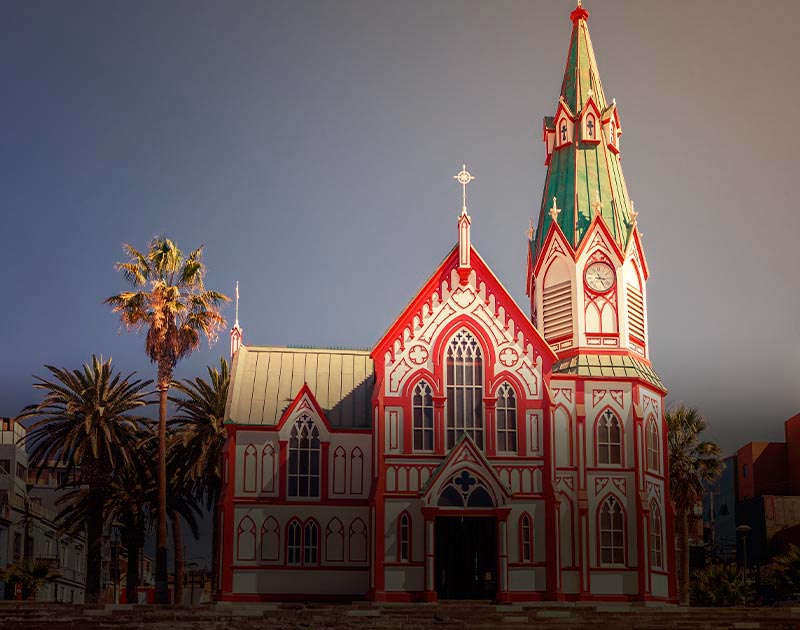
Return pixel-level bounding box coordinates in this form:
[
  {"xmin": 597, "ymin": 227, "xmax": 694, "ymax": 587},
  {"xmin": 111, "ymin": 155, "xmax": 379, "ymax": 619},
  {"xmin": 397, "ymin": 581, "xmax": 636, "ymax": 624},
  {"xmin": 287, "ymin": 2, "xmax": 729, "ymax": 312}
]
[{"xmin": 2, "ymin": 0, "xmax": 799, "ymax": 465}]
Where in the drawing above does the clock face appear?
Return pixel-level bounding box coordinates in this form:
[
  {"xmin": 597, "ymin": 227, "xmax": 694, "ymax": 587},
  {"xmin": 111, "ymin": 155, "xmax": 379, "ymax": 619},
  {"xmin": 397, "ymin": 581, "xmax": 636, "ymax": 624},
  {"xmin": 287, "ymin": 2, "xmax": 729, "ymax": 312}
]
[{"xmin": 585, "ymin": 262, "xmax": 615, "ymax": 293}]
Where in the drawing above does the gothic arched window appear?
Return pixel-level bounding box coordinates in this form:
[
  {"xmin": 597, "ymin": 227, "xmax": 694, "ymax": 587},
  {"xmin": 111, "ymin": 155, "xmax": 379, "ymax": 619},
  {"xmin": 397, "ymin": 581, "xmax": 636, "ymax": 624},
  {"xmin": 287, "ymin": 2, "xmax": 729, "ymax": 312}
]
[
  {"xmin": 287, "ymin": 520, "xmax": 302, "ymax": 565},
  {"xmin": 446, "ymin": 330, "xmax": 484, "ymax": 449},
  {"xmin": 650, "ymin": 503, "xmax": 663, "ymax": 570},
  {"xmin": 398, "ymin": 512, "xmax": 411, "ymax": 562},
  {"xmin": 260, "ymin": 517, "xmax": 280, "ymax": 562},
  {"xmin": 288, "ymin": 414, "xmax": 321, "ymax": 498},
  {"xmin": 520, "ymin": 513, "xmax": 533, "ymax": 563},
  {"xmin": 496, "ymin": 382, "xmax": 517, "ymax": 453},
  {"xmin": 646, "ymin": 418, "xmax": 660, "ymax": 472},
  {"xmin": 413, "ymin": 381, "xmax": 434, "ymax": 451},
  {"xmin": 303, "ymin": 520, "xmax": 319, "ymax": 565},
  {"xmin": 236, "ymin": 516, "xmax": 256, "ymax": 561},
  {"xmin": 599, "ymin": 496, "xmax": 625, "ymax": 565},
  {"xmin": 597, "ymin": 409, "xmax": 622, "ymax": 465}
]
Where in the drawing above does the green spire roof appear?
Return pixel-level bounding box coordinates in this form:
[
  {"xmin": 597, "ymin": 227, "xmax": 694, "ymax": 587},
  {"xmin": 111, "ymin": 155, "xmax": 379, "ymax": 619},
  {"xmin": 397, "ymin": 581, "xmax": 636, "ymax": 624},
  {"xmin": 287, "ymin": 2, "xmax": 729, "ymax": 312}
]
[{"xmin": 533, "ymin": 2, "xmax": 635, "ymax": 259}]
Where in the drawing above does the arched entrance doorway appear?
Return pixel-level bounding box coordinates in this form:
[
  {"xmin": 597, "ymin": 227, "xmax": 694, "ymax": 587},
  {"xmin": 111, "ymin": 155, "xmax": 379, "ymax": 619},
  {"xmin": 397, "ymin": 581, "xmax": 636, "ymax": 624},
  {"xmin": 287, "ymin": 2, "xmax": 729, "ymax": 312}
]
[{"xmin": 434, "ymin": 470, "xmax": 498, "ymax": 599}]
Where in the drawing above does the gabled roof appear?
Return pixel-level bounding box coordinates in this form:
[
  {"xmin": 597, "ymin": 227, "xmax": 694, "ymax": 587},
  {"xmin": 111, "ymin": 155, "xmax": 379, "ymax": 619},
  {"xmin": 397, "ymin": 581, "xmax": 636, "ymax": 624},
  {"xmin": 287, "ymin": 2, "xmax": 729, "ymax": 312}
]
[
  {"xmin": 373, "ymin": 243, "xmax": 557, "ymax": 365},
  {"xmin": 420, "ymin": 433, "xmax": 511, "ymax": 505},
  {"xmin": 533, "ymin": 2, "xmax": 636, "ymax": 263},
  {"xmin": 226, "ymin": 345, "xmax": 374, "ymax": 427}
]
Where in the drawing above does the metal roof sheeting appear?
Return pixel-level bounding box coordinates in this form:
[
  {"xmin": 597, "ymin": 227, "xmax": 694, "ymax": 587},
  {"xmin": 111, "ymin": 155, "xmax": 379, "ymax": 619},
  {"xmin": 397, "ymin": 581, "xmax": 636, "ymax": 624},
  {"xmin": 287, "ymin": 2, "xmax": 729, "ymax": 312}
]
[
  {"xmin": 227, "ymin": 346, "xmax": 374, "ymax": 428},
  {"xmin": 551, "ymin": 354, "xmax": 665, "ymax": 391}
]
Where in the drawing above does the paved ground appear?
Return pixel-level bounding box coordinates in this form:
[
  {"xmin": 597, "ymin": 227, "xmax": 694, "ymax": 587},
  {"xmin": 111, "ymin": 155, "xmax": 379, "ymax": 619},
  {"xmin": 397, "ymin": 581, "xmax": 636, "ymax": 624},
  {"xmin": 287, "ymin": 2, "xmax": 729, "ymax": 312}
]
[{"xmin": 0, "ymin": 600, "xmax": 798, "ymax": 630}]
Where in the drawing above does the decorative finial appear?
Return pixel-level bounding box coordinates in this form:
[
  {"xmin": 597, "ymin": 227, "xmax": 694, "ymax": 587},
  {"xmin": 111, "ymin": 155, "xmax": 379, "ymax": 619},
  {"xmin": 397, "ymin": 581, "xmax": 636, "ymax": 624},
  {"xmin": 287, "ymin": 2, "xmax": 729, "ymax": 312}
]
[
  {"xmin": 235, "ymin": 280, "xmax": 240, "ymax": 327},
  {"xmin": 630, "ymin": 200, "xmax": 639, "ymax": 225},
  {"xmin": 570, "ymin": 0, "xmax": 589, "ymax": 23},
  {"xmin": 549, "ymin": 197, "xmax": 562, "ymax": 221},
  {"xmin": 453, "ymin": 164, "xmax": 475, "ymax": 215},
  {"xmin": 592, "ymin": 191, "xmax": 603, "ymax": 217},
  {"xmin": 527, "ymin": 219, "xmax": 535, "ymax": 241}
]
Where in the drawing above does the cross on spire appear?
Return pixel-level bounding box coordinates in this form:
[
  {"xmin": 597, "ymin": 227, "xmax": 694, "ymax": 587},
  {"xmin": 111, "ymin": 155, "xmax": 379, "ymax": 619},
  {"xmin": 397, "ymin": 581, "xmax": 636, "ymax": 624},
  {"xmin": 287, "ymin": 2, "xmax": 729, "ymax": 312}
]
[
  {"xmin": 527, "ymin": 218, "xmax": 535, "ymax": 241},
  {"xmin": 234, "ymin": 280, "xmax": 240, "ymax": 327},
  {"xmin": 453, "ymin": 164, "xmax": 475, "ymax": 215}
]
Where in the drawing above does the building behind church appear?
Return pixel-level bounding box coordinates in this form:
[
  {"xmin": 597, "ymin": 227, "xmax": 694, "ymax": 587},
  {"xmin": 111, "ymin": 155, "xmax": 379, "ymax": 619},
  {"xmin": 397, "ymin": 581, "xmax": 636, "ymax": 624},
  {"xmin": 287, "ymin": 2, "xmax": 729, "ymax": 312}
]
[{"xmin": 216, "ymin": 3, "xmax": 677, "ymax": 603}]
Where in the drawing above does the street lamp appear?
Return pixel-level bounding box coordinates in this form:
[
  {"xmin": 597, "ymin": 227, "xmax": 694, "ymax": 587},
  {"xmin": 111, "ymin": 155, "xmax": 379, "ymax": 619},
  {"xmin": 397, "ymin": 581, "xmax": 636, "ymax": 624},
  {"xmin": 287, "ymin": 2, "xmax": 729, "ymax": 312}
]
[{"xmin": 736, "ymin": 524, "xmax": 752, "ymax": 607}]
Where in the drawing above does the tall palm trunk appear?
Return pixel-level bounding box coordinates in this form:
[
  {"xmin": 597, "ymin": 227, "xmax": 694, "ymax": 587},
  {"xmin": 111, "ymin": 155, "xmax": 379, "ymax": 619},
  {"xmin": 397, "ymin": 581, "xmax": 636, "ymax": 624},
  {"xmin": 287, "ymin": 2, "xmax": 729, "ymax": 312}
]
[
  {"xmin": 123, "ymin": 516, "xmax": 140, "ymax": 605},
  {"xmin": 85, "ymin": 484, "xmax": 105, "ymax": 604},
  {"xmin": 677, "ymin": 509, "xmax": 690, "ymax": 604},
  {"xmin": 155, "ymin": 368, "xmax": 170, "ymax": 604},
  {"xmin": 211, "ymin": 503, "xmax": 220, "ymax": 597},
  {"xmin": 171, "ymin": 510, "xmax": 184, "ymax": 606}
]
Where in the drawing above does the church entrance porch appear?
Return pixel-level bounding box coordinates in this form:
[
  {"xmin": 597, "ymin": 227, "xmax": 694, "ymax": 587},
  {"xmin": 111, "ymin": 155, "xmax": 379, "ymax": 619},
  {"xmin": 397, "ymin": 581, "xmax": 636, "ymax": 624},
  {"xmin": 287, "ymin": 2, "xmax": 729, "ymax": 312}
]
[{"xmin": 435, "ymin": 516, "xmax": 497, "ymax": 600}]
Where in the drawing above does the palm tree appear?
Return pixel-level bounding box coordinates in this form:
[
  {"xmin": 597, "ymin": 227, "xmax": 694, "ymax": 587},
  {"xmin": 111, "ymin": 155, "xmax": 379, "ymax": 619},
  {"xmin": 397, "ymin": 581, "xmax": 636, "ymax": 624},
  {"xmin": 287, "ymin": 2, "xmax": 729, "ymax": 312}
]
[
  {"xmin": 772, "ymin": 544, "xmax": 800, "ymax": 596},
  {"xmin": 666, "ymin": 404, "xmax": 722, "ymax": 605},
  {"xmin": 106, "ymin": 237, "xmax": 228, "ymax": 603},
  {"xmin": 18, "ymin": 356, "xmax": 152, "ymax": 604},
  {"xmin": 169, "ymin": 357, "xmax": 229, "ymax": 592},
  {"xmin": 690, "ymin": 563, "xmax": 743, "ymax": 607},
  {"xmin": 1, "ymin": 560, "xmax": 61, "ymax": 600}
]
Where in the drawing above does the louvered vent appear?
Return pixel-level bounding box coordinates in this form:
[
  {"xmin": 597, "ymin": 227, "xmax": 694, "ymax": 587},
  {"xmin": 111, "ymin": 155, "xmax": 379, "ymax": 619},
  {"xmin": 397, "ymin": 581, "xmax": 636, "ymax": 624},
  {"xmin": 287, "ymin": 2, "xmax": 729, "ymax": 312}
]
[
  {"xmin": 627, "ymin": 285, "xmax": 645, "ymax": 341},
  {"xmin": 543, "ymin": 280, "xmax": 573, "ymax": 340}
]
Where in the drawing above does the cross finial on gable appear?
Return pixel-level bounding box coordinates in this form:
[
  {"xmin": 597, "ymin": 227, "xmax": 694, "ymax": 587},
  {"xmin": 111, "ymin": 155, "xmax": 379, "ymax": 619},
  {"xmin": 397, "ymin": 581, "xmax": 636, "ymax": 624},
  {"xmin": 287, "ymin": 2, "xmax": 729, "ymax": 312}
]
[
  {"xmin": 527, "ymin": 218, "xmax": 535, "ymax": 241},
  {"xmin": 453, "ymin": 164, "xmax": 475, "ymax": 216},
  {"xmin": 454, "ymin": 164, "xmax": 475, "ymax": 281},
  {"xmin": 549, "ymin": 197, "xmax": 562, "ymax": 221}
]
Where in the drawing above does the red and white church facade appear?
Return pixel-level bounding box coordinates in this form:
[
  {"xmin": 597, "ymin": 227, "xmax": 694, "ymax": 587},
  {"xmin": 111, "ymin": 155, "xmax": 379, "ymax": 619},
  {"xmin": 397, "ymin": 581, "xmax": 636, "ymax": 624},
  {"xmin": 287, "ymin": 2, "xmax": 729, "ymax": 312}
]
[{"xmin": 217, "ymin": 2, "xmax": 677, "ymax": 603}]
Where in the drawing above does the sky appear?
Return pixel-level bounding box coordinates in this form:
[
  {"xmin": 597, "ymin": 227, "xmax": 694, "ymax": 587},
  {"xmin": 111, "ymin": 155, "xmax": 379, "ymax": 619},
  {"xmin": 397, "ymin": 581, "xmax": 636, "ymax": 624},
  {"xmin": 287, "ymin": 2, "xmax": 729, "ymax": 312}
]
[{"xmin": 1, "ymin": 1, "xmax": 799, "ymax": 466}]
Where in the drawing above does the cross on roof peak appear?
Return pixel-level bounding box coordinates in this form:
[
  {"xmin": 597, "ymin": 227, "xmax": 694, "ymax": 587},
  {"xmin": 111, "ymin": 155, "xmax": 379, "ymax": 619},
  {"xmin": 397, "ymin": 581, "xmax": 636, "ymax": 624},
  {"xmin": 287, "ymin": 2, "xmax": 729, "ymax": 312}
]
[{"xmin": 453, "ymin": 164, "xmax": 475, "ymax": 215}]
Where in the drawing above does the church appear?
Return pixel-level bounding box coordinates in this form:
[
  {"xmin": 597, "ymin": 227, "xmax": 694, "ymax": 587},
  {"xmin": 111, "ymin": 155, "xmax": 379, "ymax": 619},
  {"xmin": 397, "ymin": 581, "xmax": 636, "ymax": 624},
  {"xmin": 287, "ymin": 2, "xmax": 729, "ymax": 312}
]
[{"xmin": 216, "ymin": 2, "xmax": 677, "ymax": 603}]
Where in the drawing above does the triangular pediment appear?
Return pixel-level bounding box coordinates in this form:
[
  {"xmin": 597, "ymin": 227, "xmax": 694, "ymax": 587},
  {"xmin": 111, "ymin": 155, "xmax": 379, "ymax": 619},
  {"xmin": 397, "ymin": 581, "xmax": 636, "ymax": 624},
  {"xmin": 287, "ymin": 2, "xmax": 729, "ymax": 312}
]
[
  {"xmin": 373, "ymin": 243, "xmax": 556, "ymax": 398},
  {"xmin": 420, "ymin": 434, "xmax": 511, "ymax": 507},
  {"xmin": 276, "ymin": 383, "xmax": 332, "ymax": 440}
]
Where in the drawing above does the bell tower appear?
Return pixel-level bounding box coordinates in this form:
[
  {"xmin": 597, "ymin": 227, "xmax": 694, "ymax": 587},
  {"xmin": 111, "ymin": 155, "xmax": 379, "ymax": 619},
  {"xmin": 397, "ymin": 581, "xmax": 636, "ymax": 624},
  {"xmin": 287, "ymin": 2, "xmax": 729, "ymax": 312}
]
[{"xmin": 527, "ymin": 0, "xmax": 651, "ymax": 365}]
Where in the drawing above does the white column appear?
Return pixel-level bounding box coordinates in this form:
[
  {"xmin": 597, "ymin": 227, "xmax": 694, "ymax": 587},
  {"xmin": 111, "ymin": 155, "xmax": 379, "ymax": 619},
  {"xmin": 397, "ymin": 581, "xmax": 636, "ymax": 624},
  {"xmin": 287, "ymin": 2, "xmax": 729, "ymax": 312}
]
[
  {"xmin": 425, "ymin": 519, "xmax": 435, "ymax": 594},
  {"xmin": 498, "ymin": 519, "xmax": 509, "ymax": 593}
]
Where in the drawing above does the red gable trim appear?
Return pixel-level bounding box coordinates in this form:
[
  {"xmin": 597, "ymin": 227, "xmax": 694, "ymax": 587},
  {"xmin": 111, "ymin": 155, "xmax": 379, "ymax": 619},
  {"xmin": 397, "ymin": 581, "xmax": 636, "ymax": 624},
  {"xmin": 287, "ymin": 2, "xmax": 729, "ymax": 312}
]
[
  {"xmin": 275, "ymin": 383, "xmax": 334, "ymax": 433},
  {"xmin": 532, "ymin": 219, "xmax": 574, "ymax": 278},
  {"xmin": 625, "ymin": 226, "xmax": 650, "ymax": 280},
  {"xmin": 575, "ymin": 213, "xmax": 626, "ymax": 263},
  {"xmin": 372, "ymin": 243, "xmax": 557, "ymax": 366}
]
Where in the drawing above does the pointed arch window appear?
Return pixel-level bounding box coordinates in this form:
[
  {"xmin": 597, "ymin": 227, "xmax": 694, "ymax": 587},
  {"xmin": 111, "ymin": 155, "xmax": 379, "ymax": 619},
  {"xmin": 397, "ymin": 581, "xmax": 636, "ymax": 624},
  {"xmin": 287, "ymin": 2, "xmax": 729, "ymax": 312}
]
[
  {"xmin": 260, "ymin": 517, "xmax": 280, "ymax": 562},
  {"xmin": 599, "ymin": 496, "xmax": 625, "ymax": 565},
  {"xmin": 446, "ymin": 330, "xmax": 484, "ymax": 450},
  {"xmin": 650, "ymin": 503, "xmax": 663, "ymax": 570},
  {"xmin": 520, "ymin": 513, "xmax": 533, "ymax": 563},
  {"xmin": 288, "ymin": 414, "xmax": 321, "ymax": 498},
  {"xmin": 496, "ymin": 382, "xmax": 517, "ymax": 453},
  {"xmin": 287, "ymin": 520, "xmax": 302, "ymax": 565},
  {"xmin": 236, "ymin": 516, "xmax": 256, "ymax": 561},
  {"xmin": 398, "ymin": 512, "xmax": 411, "ymax": 562},
  {"xmin": 646, "ymin": 418, "xmax": 660, "ymax": 472},
  {"xmin": 597, "ymin": 409, "xmax": 622, "ymax": 465},
  {"xmin": 303, "ymin": 520, "xmax": 319, "ymax": 565},
  {"xmin": 243, "ymin": 444, "xmax": 257, "ymax": 493},
  {"xmin": 325, "ymin": 518, "xmax": 344, "ymax": 562},
  {"xmin": 413, "ymin": 380, "xmax": 434, "ymax": 451}
]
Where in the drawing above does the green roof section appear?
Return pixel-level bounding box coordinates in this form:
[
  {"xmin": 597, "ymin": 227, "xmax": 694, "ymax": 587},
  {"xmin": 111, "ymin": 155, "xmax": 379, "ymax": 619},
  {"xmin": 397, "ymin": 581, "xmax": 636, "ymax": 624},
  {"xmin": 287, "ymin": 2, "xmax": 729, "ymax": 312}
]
[
  {"xmin": 533, "ymin": 2, "xmax": 635, "ymax": 260},
  {"xmin": 551, "ymin": 354, "xmax": 665, "ymax": 391}
]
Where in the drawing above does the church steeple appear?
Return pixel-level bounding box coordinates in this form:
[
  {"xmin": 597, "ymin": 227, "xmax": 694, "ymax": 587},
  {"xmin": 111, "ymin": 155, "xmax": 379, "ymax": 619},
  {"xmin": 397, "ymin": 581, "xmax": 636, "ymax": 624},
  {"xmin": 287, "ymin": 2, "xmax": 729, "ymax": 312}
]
[
  {"xmin": 533, "ymin": 1, "xmax": 635, "ymax": 259},
  {"xmin": 230, "ymin": 281, "xmax": 243, "ymax": 358}
]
